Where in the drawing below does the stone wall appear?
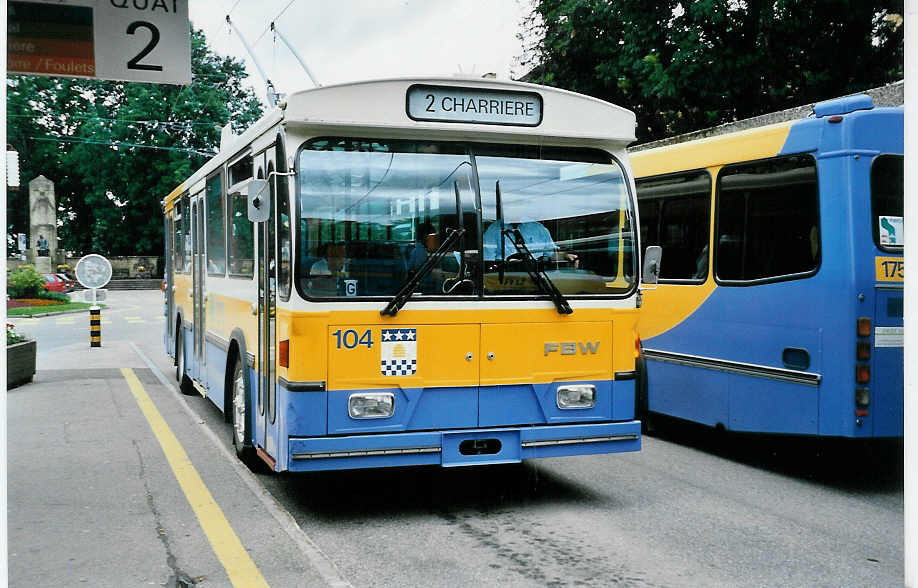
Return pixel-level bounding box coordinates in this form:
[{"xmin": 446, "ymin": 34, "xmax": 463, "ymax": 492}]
[{"xmin": 6, "ymin": 255, "xmax": 163, "ymax": 278}]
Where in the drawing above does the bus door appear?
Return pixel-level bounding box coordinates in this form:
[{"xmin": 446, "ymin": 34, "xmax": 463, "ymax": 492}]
[
  {"xmin": 164, "ymin": 215, "xmax": 173, "ymax": 349},
  {"xmin": 191, "ymin": 193, "xmax": 206, "ymax": 384},
  {"xmin": 255, "ymin": 151, "xmax": 280, "ymax": 464}
]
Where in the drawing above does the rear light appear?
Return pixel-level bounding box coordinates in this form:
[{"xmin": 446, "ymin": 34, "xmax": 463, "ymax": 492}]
[
  {"xmin": 856, "ymin": 341, "xmax": 870, "ymax": 361},
  {"xmin": 279, "ymin": 339, "xmax": 289, "ymax": 368},
  {"xmin": 348, "ymin": 393, "xmax": 395, "ymax": 419},
  {"xmin": 855, "ymin": 364, "xmax": 870, "ymax": 384},
  {"xmin": 557, "ymin": 384, "xmax": 596, "ymax": 409},
  {"xmin": 857, "ymin": 317, "xmax": 871, "ymax": 337},
  {"xmin": 855, "ymin": 387, "xmax": 870, "ymax": 408},
  {"xmin": 634, "ymin": 335, "xmax": 643, "ymax": 359}
]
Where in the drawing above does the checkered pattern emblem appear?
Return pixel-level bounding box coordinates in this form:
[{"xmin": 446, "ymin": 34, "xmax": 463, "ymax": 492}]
[{"xmin": 380, "ymin": 328, "xmax": 417, "ymax": 376}]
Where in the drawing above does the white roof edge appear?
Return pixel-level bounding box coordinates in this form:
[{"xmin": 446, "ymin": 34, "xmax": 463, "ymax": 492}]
[
  {"xmin": 168, "ymin": 108, "xmax": 284, "ymax": 197},
  {"xmin": 284, "ymin": 76, "xmax": 635, "ymax": 118}
]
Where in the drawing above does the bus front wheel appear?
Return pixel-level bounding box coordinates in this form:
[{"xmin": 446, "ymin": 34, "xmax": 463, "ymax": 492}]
[
  {"xmin": 176, "ymin": 329, "xmax": 194, "ymax": 396},
  {"xmin": 231, "ymin": 355, "xmax": 257, "ymax": 469}
]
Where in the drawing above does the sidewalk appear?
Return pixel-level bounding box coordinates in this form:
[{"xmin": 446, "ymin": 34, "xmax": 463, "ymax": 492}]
[{"xmin": 7, "ymin": 338, "xmax": 346, "ymax": 587}]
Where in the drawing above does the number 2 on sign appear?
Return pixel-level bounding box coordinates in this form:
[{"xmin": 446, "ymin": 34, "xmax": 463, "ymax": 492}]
[{"xmin": 333, "ymin": 329, "xmax": 374, "ymax": 349}]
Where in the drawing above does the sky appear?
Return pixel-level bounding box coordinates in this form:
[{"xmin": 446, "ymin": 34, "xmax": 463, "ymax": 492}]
[{"xmin": 189, "ymin": 0, "xmax": 533, "ymax": 103}]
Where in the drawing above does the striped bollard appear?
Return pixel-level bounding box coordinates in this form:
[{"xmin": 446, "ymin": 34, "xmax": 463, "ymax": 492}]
[{"xmin": 90, "ymin": 307, "xmax": 101, "ymax": 348}]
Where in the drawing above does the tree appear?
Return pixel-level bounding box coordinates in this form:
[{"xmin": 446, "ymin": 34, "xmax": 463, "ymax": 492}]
[
  {"xmin": 519, "ymin": 1, "xmax": 903, "ymax": 143},
  {"xmin": 6, "ymin": 28, "xmax": 263, "ymax": 256}
]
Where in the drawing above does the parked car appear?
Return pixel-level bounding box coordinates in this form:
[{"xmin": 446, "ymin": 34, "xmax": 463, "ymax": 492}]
[
  {"xmin": 42, "ymin": 274, "xmax": 70, "ymax": 293},
  {"xmin": 56, "ymin": 273, "xmax": 75, "ymax": 292}
]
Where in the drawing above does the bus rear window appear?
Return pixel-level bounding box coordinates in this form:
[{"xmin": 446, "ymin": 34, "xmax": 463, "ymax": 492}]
[{"xmin": 871, "ymin": 155, "xmax": 903, "ymax": 250}]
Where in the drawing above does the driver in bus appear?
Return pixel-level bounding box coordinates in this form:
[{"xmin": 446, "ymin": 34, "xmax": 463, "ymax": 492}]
[
  {"xmin": 311, "ymin": 242, "xmax": 348, "ymax": 276},
  {"xmin": 406, "ymin": 222, "xmax": 440, "ymax": 273},
  {"xmin": 483, "ymin": 218, "xmax": 558, "ymax": 261}
]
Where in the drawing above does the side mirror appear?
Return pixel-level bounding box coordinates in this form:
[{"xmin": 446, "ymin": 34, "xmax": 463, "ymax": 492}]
[
  {"xmin": 246, "ymin": 179, "xmax": 270, "ymax": 222},
  {"xmin": 642, "ymin": 245, "xmax": 663, "ymax": 287}
]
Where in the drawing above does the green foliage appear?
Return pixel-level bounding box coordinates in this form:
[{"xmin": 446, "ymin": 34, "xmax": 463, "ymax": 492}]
[
  {"xmin": 521, "ymin": 1, "xmax": 904, "ymax": 142},
  {"xmin": 7, "ymin": 324, "xmax": 27, "ymax": 345},
  {"xmin": 38, "ymin": 291, "xmax": 70, "ymax": 303},
  {"xmin": 7, "ymin": 265, "xmax": 45, "ymax": 298},
  {"xmin": 6, "ymin": 28, "xmax": 264, "ymax": 255}
]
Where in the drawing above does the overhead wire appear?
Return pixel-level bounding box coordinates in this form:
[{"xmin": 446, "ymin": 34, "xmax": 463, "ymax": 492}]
[
  {"xmin": 10, "ymin": 113, "xmax": 224, "ymax": 129},
  {"xmin": 31, "ymin": 136, "xmax": 216, "ymax": 157},
  {"xmin": 251, "ymin": 0, "xmax": 299, "ymax": 46}
]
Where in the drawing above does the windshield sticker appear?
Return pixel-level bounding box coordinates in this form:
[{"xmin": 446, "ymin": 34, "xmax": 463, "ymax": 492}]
[
  {"xmin": 381, "ymin": 328, "xmax": 417, "ymax": 376},
  {"xmin": 879, "ymin": 216, "xmax": 903, "ymax": 246}
]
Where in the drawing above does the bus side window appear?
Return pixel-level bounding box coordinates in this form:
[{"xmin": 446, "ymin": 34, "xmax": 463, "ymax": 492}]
[
  {"xmin": 228, "ymin": 192, "xmax": 254, "ymax": 278},
  {"xmin": 716, "ymin": 155, "xmax": 819, "ymax": 282},
  {"xmin": 206, "ymin": 172, "xmax": 226, "ymax": 276},
  {"xmin": 173, "ymin": 199, "xmax": 185, "ymax": 272},
  {"xmin": 636, "ymin": 170, "xmax": 711, "ymax": 282}
]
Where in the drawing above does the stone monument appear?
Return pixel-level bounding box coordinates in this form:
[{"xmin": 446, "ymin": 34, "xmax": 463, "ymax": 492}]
[{"xmin": 29, "ymin": 175, "xmax": 57, "ymax": 273}]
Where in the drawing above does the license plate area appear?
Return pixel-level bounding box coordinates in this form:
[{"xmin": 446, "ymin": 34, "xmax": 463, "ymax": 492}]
[{"xmin": 441, "ymin": 429, "xmax": 521, "ymax": 467}]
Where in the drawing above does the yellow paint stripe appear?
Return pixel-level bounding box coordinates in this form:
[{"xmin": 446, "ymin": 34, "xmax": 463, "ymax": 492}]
[
  {"xmin": 121, "ymin": 368, "xmax": 269, "ymax": 588},
  {"xmin": 630, "ymin": 121, "xmax": 793, "ymax": 178}
]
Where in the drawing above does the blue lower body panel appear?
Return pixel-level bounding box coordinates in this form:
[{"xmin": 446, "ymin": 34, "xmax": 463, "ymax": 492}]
[{"xmin": 287, "ymin": 420, "xmax": 641, "ymax": 472}]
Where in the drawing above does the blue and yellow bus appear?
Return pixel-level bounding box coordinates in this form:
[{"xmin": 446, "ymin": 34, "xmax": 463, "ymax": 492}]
[
  {"xmin": 632, "ymin": 94, "xmax": 903, "ymax": 438},
  {"xmin": 163, "ymin": 77, "xmax": 649, "ymax": 472}
]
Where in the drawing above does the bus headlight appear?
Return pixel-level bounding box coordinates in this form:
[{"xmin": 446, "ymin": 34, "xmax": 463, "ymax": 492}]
[
  {"xmin": 557, "ymin": 384, "xmax": 596, "ymax": 409},
  {"xmin": 348, "ymin": 393, "xmax": 395, "ymax": 419}
]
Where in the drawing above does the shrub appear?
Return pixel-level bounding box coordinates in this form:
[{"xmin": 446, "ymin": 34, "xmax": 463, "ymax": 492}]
[
  {"xmin": 7, "ymin": 265, "xmax": 45, "ymax": 299},
  {"xmin": 7, "ymin": 323, "xmax": 27, "ymax": 345},
  {"xmin": 38, "ymin": 291, "xmax": 70, "ymax": 303}
]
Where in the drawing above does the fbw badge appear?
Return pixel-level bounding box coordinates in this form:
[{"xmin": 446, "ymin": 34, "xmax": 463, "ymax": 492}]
[{"xmin": 381, "ymin": 328, "xmax": 417, "ymax": 376}]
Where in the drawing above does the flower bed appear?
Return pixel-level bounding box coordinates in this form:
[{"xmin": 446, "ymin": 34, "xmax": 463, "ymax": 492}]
[{"xmin": 7, "ymin": 298, "xmax": 63, "ymax": 308}]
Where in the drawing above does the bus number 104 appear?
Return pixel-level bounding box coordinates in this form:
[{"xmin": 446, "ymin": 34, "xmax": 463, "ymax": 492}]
[{"xmin": 333, "ymin": 329, "xmax": 374, "ymax": 349}]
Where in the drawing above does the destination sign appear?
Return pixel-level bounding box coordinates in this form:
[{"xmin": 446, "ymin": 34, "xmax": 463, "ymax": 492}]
[{"xmin": 407, "ymin": 85, "xmax": 542, "ymax": 126}]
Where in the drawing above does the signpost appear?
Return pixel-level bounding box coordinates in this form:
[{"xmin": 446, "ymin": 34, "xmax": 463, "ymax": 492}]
[
  {"xmin": 8, "ymin": 0, "xmax": 191, "ymax": 85},
  {"xmin": 75, "ymin": 254, "xmax": 113, "ymax": 348}
]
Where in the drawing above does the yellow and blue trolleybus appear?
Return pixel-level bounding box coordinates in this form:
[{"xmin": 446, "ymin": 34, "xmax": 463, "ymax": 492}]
[
  {"xmin": 632, "ymin": 94, "xmax": 903, "ymax": 439},
  {"xmin": 163, "ymin": 77, "xmax": 650, "ymax": 472}
]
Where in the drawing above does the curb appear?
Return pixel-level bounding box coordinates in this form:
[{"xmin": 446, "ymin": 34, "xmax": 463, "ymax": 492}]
[{"xmin": 8, "ymin": 305, "xmax": 107, "ymax": 319}]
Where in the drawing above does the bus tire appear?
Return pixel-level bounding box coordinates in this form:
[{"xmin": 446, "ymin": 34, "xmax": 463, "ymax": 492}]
[
  {"xmin": 176, "ymin": 328, "xmax": 195, "ymax": 396},
  {"xmin": 231, "ymin": 355, "xmax": 257, "ymax": 468}
]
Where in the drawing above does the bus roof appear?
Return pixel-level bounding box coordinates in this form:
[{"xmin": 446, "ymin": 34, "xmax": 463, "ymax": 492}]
[
  {"xmin": 164, "ymin": 77, "xmax": 636, "ymax": 209},
  {"xmin": 283, "ymin": 76, "xmax": 636, "ymax": 143}
]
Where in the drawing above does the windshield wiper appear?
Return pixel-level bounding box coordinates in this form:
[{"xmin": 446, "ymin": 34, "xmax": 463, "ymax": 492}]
[
  {"xmin": 495, "ymin": 180, "xmax": 572, "ymax": 315},
  {"xmin": 381, "ymin": 227, "xmax": 466, "ymax": 317},
  {"xmin": 503, "ymin": 226, "xmax": 573, "ymax": 315}
]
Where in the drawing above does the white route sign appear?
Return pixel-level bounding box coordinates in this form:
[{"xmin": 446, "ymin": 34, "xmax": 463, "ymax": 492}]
[{"xmin": 8, "ymin": 0, "xmax": 191, "ymax": 86}]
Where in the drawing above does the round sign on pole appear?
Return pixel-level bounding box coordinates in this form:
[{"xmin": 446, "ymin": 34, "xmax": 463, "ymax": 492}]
[{"xmin": 75, "ymin": 254, "xmax": 113, "ymax": 290}]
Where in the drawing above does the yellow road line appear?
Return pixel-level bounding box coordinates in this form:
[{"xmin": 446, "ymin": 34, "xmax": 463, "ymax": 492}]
[{"xmin": 121, "ymin": 368, "xmax": 269, "ymax": 588}]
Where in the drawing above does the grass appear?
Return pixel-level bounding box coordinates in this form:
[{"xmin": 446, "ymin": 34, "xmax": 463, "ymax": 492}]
[{"xmin": 7, "ymin": 302, "xmax": 105, "ymax": 316}]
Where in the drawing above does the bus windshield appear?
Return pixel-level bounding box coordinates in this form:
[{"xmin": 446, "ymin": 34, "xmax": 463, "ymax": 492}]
[{"xmin": 296, "ymin": 138, "xmax": 635, "ymax": 299}]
